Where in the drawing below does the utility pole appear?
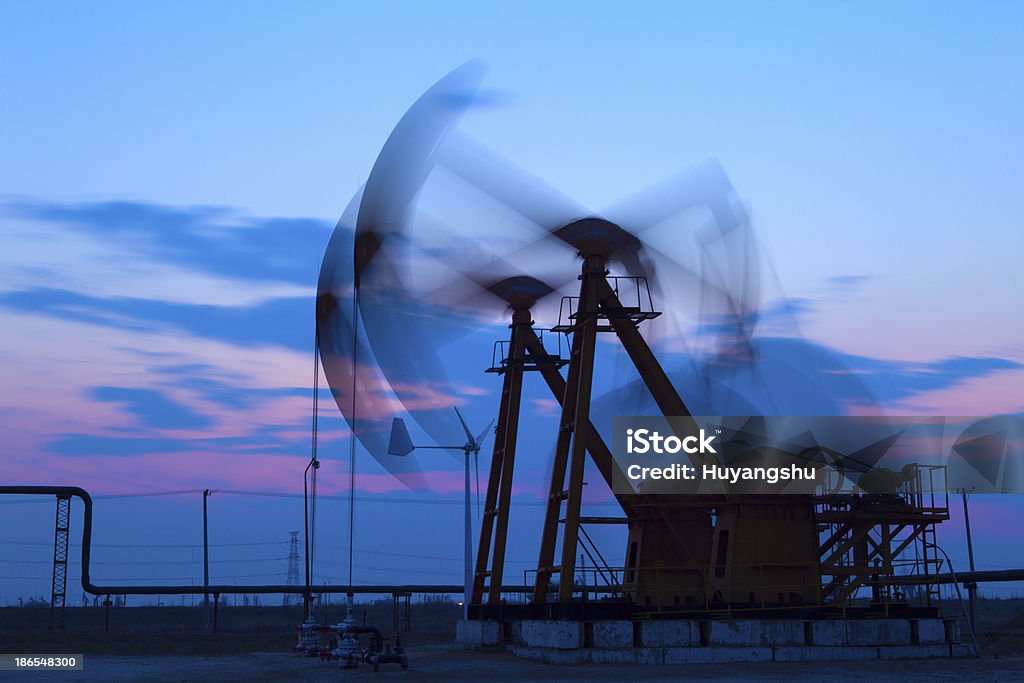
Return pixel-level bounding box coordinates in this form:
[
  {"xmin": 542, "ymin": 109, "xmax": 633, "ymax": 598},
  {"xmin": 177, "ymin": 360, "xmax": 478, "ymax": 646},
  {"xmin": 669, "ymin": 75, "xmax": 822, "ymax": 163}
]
[
  {"xmin": 960, "ymin": 489, "xmax": 977, "ymax": 631},
  {"xmin": 203, "ymin": 489, "xmax": 211, "ymax": 618}
]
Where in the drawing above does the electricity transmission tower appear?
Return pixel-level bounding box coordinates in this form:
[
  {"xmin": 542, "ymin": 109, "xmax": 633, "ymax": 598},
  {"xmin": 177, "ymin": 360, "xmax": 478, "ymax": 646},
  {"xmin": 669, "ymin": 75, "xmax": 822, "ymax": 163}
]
[{"xmin": 284, "ymin": 531, "xmax": 300, "ymax": 606}]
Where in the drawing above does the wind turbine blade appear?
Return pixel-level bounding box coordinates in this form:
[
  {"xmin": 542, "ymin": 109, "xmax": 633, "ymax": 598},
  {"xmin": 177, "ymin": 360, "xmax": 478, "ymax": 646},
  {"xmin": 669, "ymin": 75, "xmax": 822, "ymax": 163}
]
[
  {"xmin": 354, "ymin": 61, "xmax": 489, "ymax": 456},
  {"xmin": 387, "ymin": 417, "xmax": 416, "ymax": 457},
  {"xmin": 475, "ymin": 419, "xmax": 496, "ymax": 448},
  {"xmin": 454, "ymin": 406, "xmax": 475, "ymax": 445},
  {"xmin": 355, "ymin": 60, "xmax": 487, "ymax": 287},
  {"xmin": 317, "ymin": 189, "xmax": 426, "ymax": 488}
]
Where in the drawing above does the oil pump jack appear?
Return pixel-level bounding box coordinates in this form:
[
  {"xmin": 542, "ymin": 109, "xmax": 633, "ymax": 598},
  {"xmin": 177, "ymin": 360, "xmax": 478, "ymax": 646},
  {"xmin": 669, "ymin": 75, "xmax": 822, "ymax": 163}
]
[{"xmin": 317, "ymin": 61, "xmax": 947, "ymax": 623}]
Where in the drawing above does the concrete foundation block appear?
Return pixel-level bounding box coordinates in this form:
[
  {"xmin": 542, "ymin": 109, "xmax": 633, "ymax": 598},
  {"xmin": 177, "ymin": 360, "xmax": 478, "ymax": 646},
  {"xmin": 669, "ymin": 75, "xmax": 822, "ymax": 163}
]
[
  {"xmin": 762, "ymin": 620, "xmax": 805, "ymax": 646},
  {"xmin": 846, "ymin": 619, "xmax": 911, "ymax": 646},
  {"xmin": 589, "ymin": 647, "xmax": 665, "ymax": 664},
  {"xmin": 707, "ymin": 620, "xmax": 803, "ymax": 646},
  {"xmin": 510, "ymin": 645, "xmax": 589, "ymax": 664},
  {"xmin": 952, "ymin": 643, "xmax": 977, "ymax": 658},
  {"xmin": 502, "ymin": 618, "xmax": 971, "ymax": 665},
  {"xmin": 507, "ymin": 645, "xmax": 535, "ymax": 660},
  {"xmin": 810, "ymin": 620, "xmax": 845, "ymax": 646},
  {"xmin": 664, "ymin": 646, "xmax": 773, "ymax": 664},
  {"xmin": 915, "ymin": 619, "xmax": 947, "ymax": 644},
  {"xmin": 592, "ymin": 621, "xmax": 633, "ymax": 649},
  {"xmin": 641, "ymin": 620, "xmax": 694, "ymax": 647},
  {"xmin": 520, "ymin": 620, "xmax": 584, "ymax": 650},
  {"xmin": 588, "ymin": 648, "xmax": 636, "ymax": 664},
  {"xmin": 634, "ymin": 647, "xmax": 667, "ymax": 665},
  {"xmin": 878, "ymin": 645, "xmax": 950, "ymax": 660},
  {"xmin": 456, "ymin": 620, "xmax": 501, "ymax": 647},
  {"xmin": 543, "ymin": 648, "xmax": 589, "ymax": 664},
  {"xmin": 773, "ymin": 646, "xmax": 876, "ymax": 662},
  {"xmin": 707, "ymin": 620, "xmax": 760, "ymax": 646}
]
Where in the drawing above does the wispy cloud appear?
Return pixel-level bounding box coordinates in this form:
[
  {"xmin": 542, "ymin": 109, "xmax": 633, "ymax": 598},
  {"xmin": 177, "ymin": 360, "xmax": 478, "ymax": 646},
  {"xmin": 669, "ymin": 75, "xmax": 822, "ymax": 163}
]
[
  {"xmin": 88, "ymin": 386, "xmax": 213, "ymax": 430},
  {"xmin": 825, "ymin": 274, "xmax": 875, "ymax": 292},
  {"xmin": 2, "ymin": 198, "xmax": 1021, "ymax": 498},
  {"xmin": 5, "ymin": 199, "xmax": 330, "ymax": 285},
  {"xmin": 0, "ymin": 287, "xmax": 313, "ymax": 351}
]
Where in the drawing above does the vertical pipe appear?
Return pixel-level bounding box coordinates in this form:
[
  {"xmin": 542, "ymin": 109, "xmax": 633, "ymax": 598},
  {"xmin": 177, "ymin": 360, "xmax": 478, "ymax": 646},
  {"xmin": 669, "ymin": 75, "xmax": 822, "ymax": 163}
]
[
  {"xmin": 306, "ymin": 332, "xmax": 319, "ymax": 619},
  {"xmin": 348, "ymin": 290, "xmax": 359, "ymax": 594},
  {"xmin": 961, "ymin": 490, "xmax": 977, "ymax": 631}
]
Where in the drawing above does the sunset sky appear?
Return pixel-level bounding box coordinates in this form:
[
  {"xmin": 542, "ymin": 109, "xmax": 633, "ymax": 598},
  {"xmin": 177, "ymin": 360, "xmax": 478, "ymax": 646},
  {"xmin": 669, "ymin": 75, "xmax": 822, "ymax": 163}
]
[{"xmin": 1, "ymin": 1, "xmax": 1022, "ymax": 603}]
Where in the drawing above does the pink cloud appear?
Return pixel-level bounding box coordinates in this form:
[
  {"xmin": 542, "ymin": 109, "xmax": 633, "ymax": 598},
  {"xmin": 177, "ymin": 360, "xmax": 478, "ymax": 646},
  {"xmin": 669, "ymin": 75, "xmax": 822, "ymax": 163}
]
[
  {"xmin": 530, "ymin": 398, "xmax": 560, "ymax": 417},
  {"xmin": 892, "ymin": 368, "xmax": 1024, "ymax": 416},
  {"xmin": 1, "ymin": 445, "xmax": 552, "ymax": 499},
  {"xmin": 452, "ymin": 383, "xmax": 490, "ymax": 397},
  {"xmin": 320, "ymin": 355, "xmax": 474, "ymax": 422}
]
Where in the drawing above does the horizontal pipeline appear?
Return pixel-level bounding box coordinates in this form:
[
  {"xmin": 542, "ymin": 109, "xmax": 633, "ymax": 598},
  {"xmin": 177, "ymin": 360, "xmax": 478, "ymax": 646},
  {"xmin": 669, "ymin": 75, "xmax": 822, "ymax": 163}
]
[
  {"xmin": 0, "ymin": 486, "xmax": 595, "ymax": 596},
  {"xmin": 6, "ymin": 487, "xmax": 1021, "ymax": 595}
]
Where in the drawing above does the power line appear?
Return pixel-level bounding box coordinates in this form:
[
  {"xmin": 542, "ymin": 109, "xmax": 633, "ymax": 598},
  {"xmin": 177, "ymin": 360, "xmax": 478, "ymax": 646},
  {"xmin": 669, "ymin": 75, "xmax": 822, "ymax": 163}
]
[
  {"xmin": 0, "ymin": 537, "xmax": 619, "ymax": 565},
  {"xmin": 1, "ymin": 573, "xmax": 288, "ymax": 582},
  {"xmin": 96, "ymin": 490, "xmax": 206, "ymax": 499},
  {"xmin": 0, "ymin": 540, "xmax": 287, "ymax": 549},
  {"xmin": 0, "ymin": 490, "xmax": 203, "ymax": 505},
  {"xmin": 0, "ymin": 557, "xmax": 288, "ymax": 566},
  {"xmin": 216, "ymin": 489, "xmax": 620, "ymax": 506},
  {"xmin": 0, "ymin": 488, "xmax": 622, "ymax": 506}
]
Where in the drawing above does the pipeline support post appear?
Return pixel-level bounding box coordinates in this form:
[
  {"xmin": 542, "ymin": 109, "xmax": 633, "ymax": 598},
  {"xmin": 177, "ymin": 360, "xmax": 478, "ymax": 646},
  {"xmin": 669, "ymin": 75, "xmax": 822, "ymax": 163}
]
[
  {"xmin": 48, "ymin": 493, "xmax": 71, "ymax": 631},
  {"xmin": 961, "ymin": 489, "xmax": 977, "ymax": 631}
]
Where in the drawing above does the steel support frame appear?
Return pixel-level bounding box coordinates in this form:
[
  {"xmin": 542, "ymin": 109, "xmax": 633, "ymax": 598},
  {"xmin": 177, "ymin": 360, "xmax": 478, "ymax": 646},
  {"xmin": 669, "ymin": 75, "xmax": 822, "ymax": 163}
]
[
  {"xmin": 49, "ymin": 494, "xmax": 71, "ymax": 630},
  {"xmin": 473, "ymin": 305, "xmax": 638, "ymax": 605},
  {"xmin": 522, "ymin": 329, "xmax": 633, "ymax": 508},
  {"xmin": 533, "ymin": 258, "xmax": 718, "ymax": 604},
  {"xmin": 595, "ymin": 278, "xmax": 692, "ymax": 419},
  {"xmin": 555, "ymin": 257, "xmax": 603, "ymax": 602},
  {"xmin": 472, "ymin": 309, "xmax": 530, "ymax": 604},
  {"xmin": 533, "ymin": 257, "xmax": 605, "ymax": 602},
  {"xmin": 820, "ymin": 521, "xmax": 930, "ymax": 604}
]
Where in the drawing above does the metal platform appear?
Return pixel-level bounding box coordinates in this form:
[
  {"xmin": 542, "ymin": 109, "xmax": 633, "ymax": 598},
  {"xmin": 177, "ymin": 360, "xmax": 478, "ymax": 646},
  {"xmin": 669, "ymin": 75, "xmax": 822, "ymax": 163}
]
[
  {"xmin": 486, "ymin": 329, "xmax": 568, "ymax": 374},
  {"xmin": 550, "ymin": 276, "xmax": 661, "ymax": 334}
]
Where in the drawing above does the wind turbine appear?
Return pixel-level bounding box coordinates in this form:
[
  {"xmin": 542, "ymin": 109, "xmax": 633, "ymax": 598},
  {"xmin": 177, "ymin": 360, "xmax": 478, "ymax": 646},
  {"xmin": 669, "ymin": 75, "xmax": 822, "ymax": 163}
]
[{"xmin": 388, "ymin": 406, "xmax": 494, "ymax": 618}]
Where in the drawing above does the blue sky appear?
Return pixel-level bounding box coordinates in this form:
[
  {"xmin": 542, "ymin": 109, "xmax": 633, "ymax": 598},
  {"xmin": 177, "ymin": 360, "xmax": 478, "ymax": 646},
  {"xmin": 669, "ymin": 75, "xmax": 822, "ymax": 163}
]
[{"xmin": 1, "ymin": 1, "xmax": 1023, "ymax": 602}]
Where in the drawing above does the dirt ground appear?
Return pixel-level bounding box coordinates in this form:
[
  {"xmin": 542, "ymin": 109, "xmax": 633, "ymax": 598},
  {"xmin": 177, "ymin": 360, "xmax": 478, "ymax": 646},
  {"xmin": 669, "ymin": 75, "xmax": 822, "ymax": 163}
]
[
  {"xmin": 4, "ymin": 647, "xmax": 1024, "ymax": 683},
  {"xmin": 2, "ymin": 600, "xmax": 1024, "ymax": 681}
]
